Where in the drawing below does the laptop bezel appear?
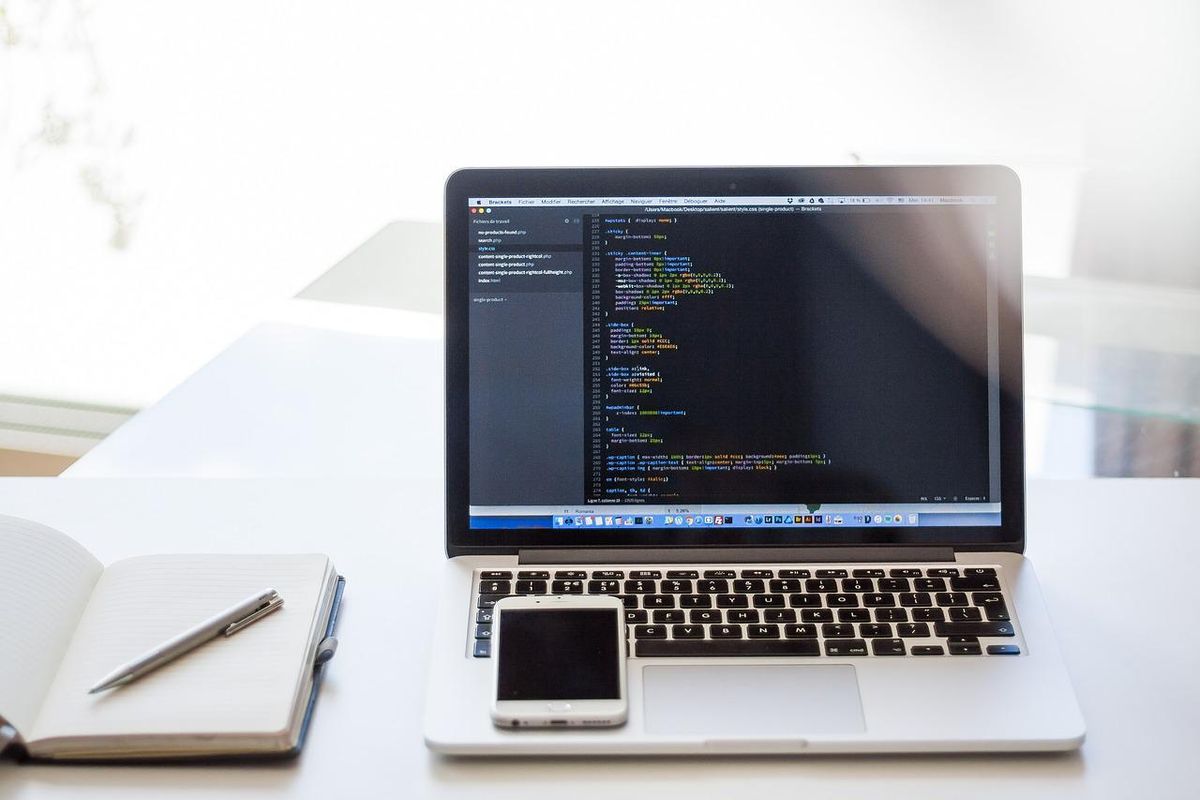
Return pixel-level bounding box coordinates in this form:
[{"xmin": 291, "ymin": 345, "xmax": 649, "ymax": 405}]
[{"xmin": 444, "ymin": 166, "xmax": 1025, "ymax": 557}]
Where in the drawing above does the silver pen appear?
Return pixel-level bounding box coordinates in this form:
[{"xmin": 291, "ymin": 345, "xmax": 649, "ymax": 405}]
[{"xmin": 88, "ymin": 588, "xmax": 284, "ymax": 694}]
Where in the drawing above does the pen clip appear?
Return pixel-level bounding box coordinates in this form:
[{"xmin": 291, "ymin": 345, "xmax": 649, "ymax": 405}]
[{"xmin": 223, "ymin": 590, "xmax": 284, "ymax": 636}]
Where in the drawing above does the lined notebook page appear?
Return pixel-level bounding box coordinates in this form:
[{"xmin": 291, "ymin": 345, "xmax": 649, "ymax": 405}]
[
  {"xmin": 29, "ymin": 553, "xmax": 333, "ymax": 747},
  {"xmin": 0, "ymin": 516, "xmax": 102, "ymax": 736}
]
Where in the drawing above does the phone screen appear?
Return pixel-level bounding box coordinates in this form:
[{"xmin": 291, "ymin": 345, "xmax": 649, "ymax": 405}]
[{"xmin": 496, "ymin": 608, "xmax": 622, "ymax": 701}]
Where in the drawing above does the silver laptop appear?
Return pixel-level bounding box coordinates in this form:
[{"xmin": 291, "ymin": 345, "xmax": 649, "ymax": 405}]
[{"xmin": 424, "ymin": 166, "xmax": 1085, "ymax": 754}]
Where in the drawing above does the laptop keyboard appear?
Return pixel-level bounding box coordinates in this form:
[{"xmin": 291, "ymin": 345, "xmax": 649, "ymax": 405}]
[{"xmin": 469, "ymin": 565, "xmax": 1022, "ymax": 659}]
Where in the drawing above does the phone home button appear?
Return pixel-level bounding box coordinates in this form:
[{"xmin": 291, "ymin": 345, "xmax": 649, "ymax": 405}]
[{"xmin": 546, "ymin": 702, "xmax": 573, "ymax": 713}]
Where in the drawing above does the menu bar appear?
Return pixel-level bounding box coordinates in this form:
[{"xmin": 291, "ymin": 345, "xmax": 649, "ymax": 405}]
[{"xmin": 468, "ymin": 195, "xmax": 996, "ymax": 208}]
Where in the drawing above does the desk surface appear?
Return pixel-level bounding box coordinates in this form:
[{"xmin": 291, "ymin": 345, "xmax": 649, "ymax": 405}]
[{"xmin": 1, "ymin": 477, "xmax": 1197, "ymax": 799}]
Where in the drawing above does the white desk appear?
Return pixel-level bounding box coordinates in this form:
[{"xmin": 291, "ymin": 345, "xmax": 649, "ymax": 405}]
[
  {"xmin": 64, "ymin": 317, "xmax": 443, "ymax": 478},
  {"xmin": 0, "ymin": 477, "xmax": 1197, "ymax": 799}
]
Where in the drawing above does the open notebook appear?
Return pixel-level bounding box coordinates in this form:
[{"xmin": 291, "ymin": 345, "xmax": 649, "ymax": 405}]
[{"xmin": 0, "ymin": 515, "xmax": 342, "ymax": 761}]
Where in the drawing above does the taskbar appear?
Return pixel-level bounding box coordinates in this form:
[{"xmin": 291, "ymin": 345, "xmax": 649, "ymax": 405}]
[{"xmin": 469, "ymin": 511, "xmax": 1001, "ymax": 530}]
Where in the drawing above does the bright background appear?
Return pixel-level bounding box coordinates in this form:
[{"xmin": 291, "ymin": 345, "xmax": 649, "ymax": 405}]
[{"xmin": 1, "ymin": 0, "xmax": 1197, "ymax": 474}]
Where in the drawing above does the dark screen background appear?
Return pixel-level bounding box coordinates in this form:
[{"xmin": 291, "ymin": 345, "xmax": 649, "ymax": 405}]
[
  {"xmin": 469, "ymin": 203, "xmax": 995, "ymax": 507},
  {"xmin": 584, "ymin": 208, "xmax": 992, "ymax": 504},
  {"xmin": 496, "ymin": 608, "xmax": 621, "ymax": 701}
]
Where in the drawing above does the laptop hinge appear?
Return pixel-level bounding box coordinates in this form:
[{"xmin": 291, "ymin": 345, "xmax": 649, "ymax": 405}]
[{"xmin": 518, "ymin": 546, "xmax": 957, "ymax": 565}]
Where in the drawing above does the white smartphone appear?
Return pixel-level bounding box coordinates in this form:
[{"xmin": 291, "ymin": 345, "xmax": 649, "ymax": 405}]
[{"xmin": 490, "ymin": 594, "xmax": 628, "ymax": 729}]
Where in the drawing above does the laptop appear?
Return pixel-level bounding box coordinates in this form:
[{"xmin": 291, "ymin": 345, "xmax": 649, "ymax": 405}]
[{"xmin": 424, "ymin": 166, "xmax": 1086, "ymax": 754}]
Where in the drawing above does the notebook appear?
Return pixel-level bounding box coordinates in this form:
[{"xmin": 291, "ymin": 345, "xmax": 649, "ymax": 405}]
[{"xmin": 0, "ymin": 514, "xmax": 342, "ymax": 761}]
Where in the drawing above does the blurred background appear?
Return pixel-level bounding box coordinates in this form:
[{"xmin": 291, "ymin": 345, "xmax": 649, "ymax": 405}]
[{"xmin": 0, "ymin": 0, "xmax": 1196, "ymax": 476}]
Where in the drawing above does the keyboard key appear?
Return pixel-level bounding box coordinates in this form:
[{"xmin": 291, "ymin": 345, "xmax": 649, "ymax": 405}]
[
  {"xmin": 914, "ymin": 578, "xmax": 946, "ymax": 592},
  {"xmin": 871, "ymin": 638, "xmax": 906, "ymax": 656},
  {"xmin": 986, "ymin": 644, "xmax": 1021, "ymax": 656},
  {"xmin": 874, "ymin": 608, "xmax": 907, "ymax": 622},
  {"xmin": 711, "ymin": 624, "xmax": 743, "ymax": 639},
  {"xmin": 690, "ymin": 609, "xmax": 721, "ymax": 623},
  {"xmin": 815, "ymin": 569, "xmax": 848, "ymax": 578},
  {"xmin": 949, "ymin": 607, "xmax": 983, "ymax": 622},
  {"xmin": 806, "ymin": 579, "xmax": 838, "ymax": 592},
  {"xmin": 476, "ymin": 609, "xmax": 494, "ymax": 624},
  {"xmin": 636, "ymin": 639, "xmax": 819, "ymax": 657},
  {"xmin": 822, "ymin": 623, "xmax": 855, "ymax": 638},
  {"xmin": 625, "ymin": 610, "xmax": 648, "ymax": 624},
  {"xmin": 703, "ymin": 569, "xmax": 737, "ymax": 579},
  {"xmin": 660, "ymin": 580, "xmax": 693, "ymax": 594},
  {"xmin": 588, "ymin": 580, "xmax": 621, "ymax": 594},
  {"xmin": 741, "ymin": 569, "xmax": 774, "ymax": 579},
  {"xmin": 784, "ymin": 623, "xmax": 818, "ymax": 638},
  {"xmin": 934, "ymin": 621, "xmax": 1015, "ymax": 637},
  {"xmin": 788, "ymin": 593, "xmax": 822, "ymax": 607},
  {"xmin": 630, "ymin": 570, "xmax": 662, "ymax": 579},
  {"xmin": 963, "ymin": 567, "xmax": 997, "ymax": 576},
  {"xmin": 473, "ymin": 640, "xmax": 491, "ymax": 658},
  {"xmin": 951, "ymin": 576, "xmax": 1001, "ymax": 591},
  {"xmin": 727, "ymin": 609, "xmax": 759, "ymax": 623},
  {"xmin": 972, "ymin": 592, "xmax": 1011, "ymax": 620},
  {"xmin": 717, "ymin": 594, "xmax": 749, "ymax": 608},
  {"xmin": 859, "ymin": 623, "xmax": 893, "ymax": 638},
  {"xmin": 852, "ymin": 568, "xmax": 886, "ymax": 578},
  {"xmin": 733, "ymin": 579, "xmax": 765, "ymax": 593},
  {"xmin": 890, "ymin": 568, "xmax": 922, "ymax": 578},
  {"xmin": 624, "ymin": 580, "xmax": 656, "ymax": 594},
  {"xmin": 644, "ymin": 594, "xmax": 676, "ymax": 609},
  {"xmin": 752, "ymin": 594, "xmax": 785, "ymax": 608},
  {"xmin": 935, "ymin": 592, "xmax": 969, "ymax": 607},
  {"xmin": 555, "ymin": 570, "xmax": 587, "ymax": 579},
  {"xmin": 653, "ymin": 610, "xmax": 684, "ymax": 623},
  {"xmin": 515, "ymin": 580, "xmax": 547, "ymax": 594},
  {"xmin": 698, "ymin": 579, "xmax": 729, "ymax": 593},
  {"xmin": 666, "ymin": 570, "xmax": 699, "ymax": 579},
  {"xmin": 765, "ymin": 609, "xmax": 797, "ymax": 622},
  {"xmin": 618, "ymin": 595, "xmax": 639, "ymax": 609},
  {"xmin": 681, "ymin": 594, "xmax": 713, "ymax": 608},
  {"xmin": 842, "ymin": 578, "xmax": 873, "ymax": 592},
  {"xmin": 748, "ymin": 624, "xmax": 780, "ymax": 639},
  {"xmin": 911, "ymin": 607, "xmax": 945, "ymax": 622},
  {"xmin": 801, "ymin": 608, "xmax": 834, "ymax": 622},
  {"xmin": 949, "ymin": 639, "xmax": 983, "ymax": 656},
  {"xmin": 635, "ymin": 625, "xmax": 667, "ymax": 639},
  {"xmin": 477, "ymin": 594, "xmax": 509, "ymax": 608},
  {"xmin": 897, "ymin": 622, "xmax": 931, "ymax": 637},
  {"xmin": 863, "ymin": 593, "xmax": 895, "ymax": 607},
  {"xmin": 778, "ymin": 569, "xmax": 811, "ymax": 579},
  {"xmin": 769, "ymin": 579, "xmax": 804, "ymax": 593},
  {"xmin": 475, "ymin": 624, "xmax": 492, "ymax": 639},
  {"xmin": 911, "ymin": 645, "xmax": 945, "ymax": 656},
  {"xmin": 551, "ymin": 580, "xmax": 583, "ymax": 594},
  {"xmin": 838, "ymin": 608, "xmax": 871, "ymax": 622},
  {"xmin": 899, "ymin": 592, "xmax": 932, "ymax": 607},
  {"xmin": 479, "ymin": 580, "xmax": 511, "ymax": 595},
  {"xmin": 824, "ymin": 639, "xmax": 868, "ymax": 656},
  {"xmin": 676, "ymin": 606, "xmax": 710, "ymax": 623},
  {"xmin": 925, "ymin": 568, "xmax": 959, "ymax": 577},
  {"xmin": 672, "ymin": 624, "xmax": 705, "ymax": 639},
  {"xmin": 592, "ymin": 569, "xmax": 624, "ymax": 579},
  {"xmin": 480, "ymin": 570, "xmax": 512, "ymax": 580},
  {"xmin": 826, "ymin": 593, "xmax": 859, "ymax": 607},
  {"xmin": 878, "ymin": 578, "xmax": 910, "ymax": 592},
  {"xmin": 517, "ymin": 570, "xmax": 550, "ymax": 580}
]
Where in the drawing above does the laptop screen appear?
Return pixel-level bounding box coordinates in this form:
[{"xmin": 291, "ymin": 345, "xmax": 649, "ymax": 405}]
[{"xmin": 464, "ymin": 191, "xmax": 1003, "ymax": 534}]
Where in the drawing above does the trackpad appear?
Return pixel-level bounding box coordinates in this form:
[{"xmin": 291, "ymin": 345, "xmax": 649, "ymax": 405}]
[{"xmin": 642, "ymin": 665, "xmax": 865, "ymax": 735}]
